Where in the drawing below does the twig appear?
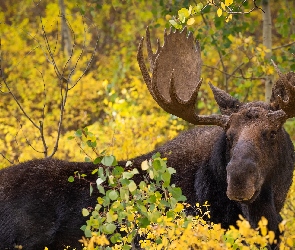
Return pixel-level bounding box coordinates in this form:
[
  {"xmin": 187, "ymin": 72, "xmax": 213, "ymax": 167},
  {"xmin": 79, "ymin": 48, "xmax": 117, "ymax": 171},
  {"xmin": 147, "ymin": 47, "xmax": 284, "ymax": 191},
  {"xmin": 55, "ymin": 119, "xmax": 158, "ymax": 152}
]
[
  {"xmin": 272, "ymin": 41, "xmax": 295, "ymax": 51},
  {"xmin": 203, "ymin": 64, "xmax": 266, "ymax": 80},
  {"xmin": 206, "ymin": 0, "xmax": 264, "ymax": 15},
  {"xmin": 0, "ymin": 153, "xmax": 14, "ymax": 165},
  {"xmin": 69, "ymin": 18, "xmax": 99, "ymax": 90},
  {"xmin": 201, "ymin": 14, "xmax": 228, "ymax": 90}
]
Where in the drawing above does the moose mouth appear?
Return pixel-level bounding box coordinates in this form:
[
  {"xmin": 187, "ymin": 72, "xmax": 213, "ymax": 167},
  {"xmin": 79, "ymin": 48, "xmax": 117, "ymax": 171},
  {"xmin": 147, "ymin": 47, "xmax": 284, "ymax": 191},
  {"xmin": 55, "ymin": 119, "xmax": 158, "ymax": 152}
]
[{"xmin": 226, "ymin": 187, "xmax": 260, "ymax": 203}]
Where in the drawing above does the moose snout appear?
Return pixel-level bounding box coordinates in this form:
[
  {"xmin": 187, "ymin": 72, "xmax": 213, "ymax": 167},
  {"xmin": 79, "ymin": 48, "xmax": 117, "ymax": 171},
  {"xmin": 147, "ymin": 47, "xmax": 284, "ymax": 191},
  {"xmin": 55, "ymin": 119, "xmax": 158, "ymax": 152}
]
[{"xmin": 226, "ymin": 159, "xmax": 260, "ymax": 202}]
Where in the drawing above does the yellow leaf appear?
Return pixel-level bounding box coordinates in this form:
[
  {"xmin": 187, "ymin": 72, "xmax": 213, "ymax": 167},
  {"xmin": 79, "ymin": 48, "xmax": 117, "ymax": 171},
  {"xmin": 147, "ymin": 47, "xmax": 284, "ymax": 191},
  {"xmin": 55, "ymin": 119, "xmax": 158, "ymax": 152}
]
[
  {"xmin": 225, "ymin": 0, "xmax": 233, "ymax": 6},
  {"xmin": 141, "ymin": 160, "xmax": 149, "ymax": 170},
  {"xmin": 127, "ymin": 212, "xmax": 135, "ymax": 221},
  {"xmin": 217, "ymin": 8, "xmax": 222, "ymax": 17},
  {"xmin": 187, "ymin": 17, "xmax": 195, "ymax": 26},
  {"xmin": 226, "ymin": 14, "xmax": 232, "ymax": 22},
  {"xmin": 221, "ymin": 2, "xmax": 226, "ymax": 10},
  {"xmin": 268, "ymin": 231, "xmax": 275, "ymax": 244},
  {"xmin": 149, "ymin": 169, "xmax": 154, "ymax": 179},
  {"xmin": 165, "ymin": 14, "xmax": 172, "ymax": 20},
  {"xmin": 287, "ymin": 237, "xmax": 294, "ymax": 247},
  {"xmin": 174, "ymin": 203, "xmax": 184, "ymax": 213},
  {"xmin": 261, "ymin": 216, "xmax": 268, "ymax": 226},
  {"xmin": 228, "ymin": 34, "xmax": 235, "ymax": 42},
  {"xmin": 188, "ymin": 5, "xmax": 193, "ymax": 15},
  {"xmin": 128, "ymin": 181, "xmax": 137, "ymax": 192}
]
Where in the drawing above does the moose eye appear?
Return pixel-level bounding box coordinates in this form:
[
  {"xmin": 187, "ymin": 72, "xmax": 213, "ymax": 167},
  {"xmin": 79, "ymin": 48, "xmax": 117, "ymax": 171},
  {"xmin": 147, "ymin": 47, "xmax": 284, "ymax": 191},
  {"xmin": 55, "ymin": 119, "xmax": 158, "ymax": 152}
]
[
  {"xmin": 262, "ymin": 130, "xmax": 277, "ymax": 140},
  {"xmin": 270, "ymin": 131, "xmax": 277, "ymax": 139}
]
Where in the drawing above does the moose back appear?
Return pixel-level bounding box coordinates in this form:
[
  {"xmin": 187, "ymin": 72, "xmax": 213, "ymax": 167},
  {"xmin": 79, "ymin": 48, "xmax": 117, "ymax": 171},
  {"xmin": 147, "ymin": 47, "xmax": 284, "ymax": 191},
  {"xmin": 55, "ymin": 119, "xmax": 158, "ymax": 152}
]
[{"xmin": 0, "ymin": 28, "xmax": 294, "ymax": 249}]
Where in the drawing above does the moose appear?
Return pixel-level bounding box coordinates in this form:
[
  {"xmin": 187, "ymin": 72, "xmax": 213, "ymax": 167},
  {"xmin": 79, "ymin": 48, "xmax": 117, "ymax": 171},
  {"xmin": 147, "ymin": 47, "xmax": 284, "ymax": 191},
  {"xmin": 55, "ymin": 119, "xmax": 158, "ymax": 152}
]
[{"xmin": 0, "ymin": 27, "xmax": 294, "ymax": 249}]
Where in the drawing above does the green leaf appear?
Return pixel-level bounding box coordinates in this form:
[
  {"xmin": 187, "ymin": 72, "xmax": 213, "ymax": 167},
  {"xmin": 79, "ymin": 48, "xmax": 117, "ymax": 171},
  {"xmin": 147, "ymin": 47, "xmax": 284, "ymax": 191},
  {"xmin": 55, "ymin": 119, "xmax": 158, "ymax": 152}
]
[
  {"xmin": 122, "ymin": 171, "xmax": 134, "ymax": 179},
  {"xmin": 84, "ymin": 228, "xmax": 92, "ymax": 238},
  {"xmin": 82, "ymin": 208, "xmax": 89, "ymax": 217},
  {"xmin": 67, "ymin": 136, "xmax": 75, "ymax": 140},
  {"xmin": 110, "ymin": 233, "xmax": 122, "ymax": 244},
  {"xmin": 95, "ymin": 204, "xmax": 102, "ymax": 211},
  {"xmin": 149, "ymin": 211, "xmax": 161, "ymax": 223},
  {"xmin": 152, "ymin": 152, "xmax": 161, "ymax": 159},
  {"xmin": 106, "ymin": 211, "xmax": 118, "ymax": 222},
  {"xmin": 93, "ymin": 157, "xmax": 102, "ymax": 164},
  {"xmin": 153, "ymin": 159, "xmax": 162, "ymax": 171},
  {"xmin": 108, "ymin": 175, "xmax": 114, "ymax": 185},
  {"xmin": 162, "ymin": 171, "xmax": 171, "ymax": 186},
  {"xmin": 169, "ymin": 20, "xmax": 182, "ymax": 29},
  {"xmin": 167, "ymin": 167, "xmax": 176, "ymax": 175},
  {"xmin": 170, "ymin": 187, "xmax": 183, "ymax": 199},
  {"xmin": 75, "ymin": 129, "xmax": 83, "ymax": 137},
  {"xmin": 98, "ymin": 167, "xmax": 105, "ymax": 178},
  {"xmin": 98, "ymin": 185, "xmax": 105, "ymax": 195},
  {"xmin": 113, "ymin": 166, "xmax": 124, "ymax": 176},
  {"xmin": 108, "ymin": 190, "xmax": 119, "ymax": 200},
  {"xmin": 148, "ymin": 195, "xmax": 156, "ymax": 204},
  {"xmin": 120, "ymin": 187, "xmax": 129, "ymax": 201},
  {"xmin": 128, "ymin": 181, "xmax": 137, "ymax": 192},
  {"xmin": 138, "ymin": 217, "xmax": 150, "ymax": 228},
  {"xmin": 68, "ymin": 176, "xmax": 75, "ymax": 182},
  {"xmin": 85, "ymin": 156, "xmax": 91, "ymax": 162},
  {"xmin": 86, "ymin": 140, "xmax": 97, "ymax": 148},
  {"xmin": 101, "ymin": 155, "xmax": 115, "ymax": 167},
  {"xmin": 166, "ymin": 210, "xmax": 175, "ymax": 219},
  {"xmin": 122, "ymin": 245, "xmax": 131, "ymax": 250},
  {"xmin": 170, "ymin": 197, "xmax": 177, "ymax": 209},
  {"xmin": 139, "ymin": 181, "xmax": 147, "ymax": 190},
  {"xmin": 120, "ymin": 178, "xmax": 130, "ymax": 186},
  {"xmin": 104, "ymin": 223, "xmax": 117, "ymax": 234}
]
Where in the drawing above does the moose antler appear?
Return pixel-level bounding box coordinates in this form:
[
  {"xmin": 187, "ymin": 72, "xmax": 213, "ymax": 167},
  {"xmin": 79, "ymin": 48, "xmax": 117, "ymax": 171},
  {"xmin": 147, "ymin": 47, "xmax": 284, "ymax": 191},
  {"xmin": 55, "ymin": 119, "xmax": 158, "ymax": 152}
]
[
  {"xmin": 137, "ymin": 27, "xmax": 228, "ymax": 127},
  {"xmin": 270, "ymin": 60, "xmax": 295, "ymax": 118}
]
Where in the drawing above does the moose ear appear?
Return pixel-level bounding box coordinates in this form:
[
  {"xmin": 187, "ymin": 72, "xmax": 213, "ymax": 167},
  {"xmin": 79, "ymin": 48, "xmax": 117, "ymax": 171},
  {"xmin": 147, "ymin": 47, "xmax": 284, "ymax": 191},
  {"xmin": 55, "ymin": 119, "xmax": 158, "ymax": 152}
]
[{"xmin": 209, "ymin": 83, "xmax": 242, "ymax": 116}]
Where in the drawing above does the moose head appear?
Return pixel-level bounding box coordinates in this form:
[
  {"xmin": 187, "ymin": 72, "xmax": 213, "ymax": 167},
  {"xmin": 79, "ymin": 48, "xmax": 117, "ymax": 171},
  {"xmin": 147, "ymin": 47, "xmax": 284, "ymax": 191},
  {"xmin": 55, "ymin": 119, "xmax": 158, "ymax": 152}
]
[{"xmin": 137, "ymin": 27, "xmax": 295, "ymax": 238}]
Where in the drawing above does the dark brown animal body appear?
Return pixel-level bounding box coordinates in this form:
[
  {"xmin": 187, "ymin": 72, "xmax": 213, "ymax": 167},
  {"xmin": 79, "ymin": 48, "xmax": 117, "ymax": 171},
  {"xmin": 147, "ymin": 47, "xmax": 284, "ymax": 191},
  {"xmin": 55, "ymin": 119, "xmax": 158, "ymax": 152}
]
[{"xmin": 0, "ymin": 27, "xmax": 295, "ymax": 249}]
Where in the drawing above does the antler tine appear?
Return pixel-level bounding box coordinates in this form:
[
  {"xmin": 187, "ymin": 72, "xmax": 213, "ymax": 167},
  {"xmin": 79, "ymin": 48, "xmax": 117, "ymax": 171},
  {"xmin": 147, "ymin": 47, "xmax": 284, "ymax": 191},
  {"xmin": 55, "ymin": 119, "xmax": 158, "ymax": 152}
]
[
  {"xmin": 145, "ymin": 27, "xmax": 156, "ymax": 69},
  {"xmin": 137, "ymin": 37, "xmax": 154, "ymax": 96},
  {"xmin": 137, "ymin": 27, "xmax": 229, "ymax": 127},
  {"xmin": 270, "ymin": 61, "xmax": 295, "ymax": 118}
]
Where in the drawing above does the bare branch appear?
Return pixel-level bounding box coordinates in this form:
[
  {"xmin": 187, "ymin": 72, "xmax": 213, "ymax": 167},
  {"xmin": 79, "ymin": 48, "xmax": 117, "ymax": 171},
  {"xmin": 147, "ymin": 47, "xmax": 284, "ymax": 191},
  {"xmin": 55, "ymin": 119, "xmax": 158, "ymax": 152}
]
[
  {"xmin": 18, "ymin": 122, "xmax": 46, "ymax": 154},
  {"xmin": 203, "ymin": 64, "xmax": 266, "ymax": 80},
  {"xmin": 206, "ymin": 0, "xmax": 264, "ymax": 15},
  {"xmin": 0, "ymin": 153, "xmax": 14, "ymax": 165},
  {"xmin": 39, "ymin": 17, "xmax": 64, "ymax": 81},
  {"xmin": 69, "ymin": 19, "xmax": 99, "ymax": 90},
  {"xmin": 272, "ymin": 41, "xmax": 295, "ymax": 51},
  {"xmin": 0, "ymin": 41, "xmax": 40, "ymax": 130}
]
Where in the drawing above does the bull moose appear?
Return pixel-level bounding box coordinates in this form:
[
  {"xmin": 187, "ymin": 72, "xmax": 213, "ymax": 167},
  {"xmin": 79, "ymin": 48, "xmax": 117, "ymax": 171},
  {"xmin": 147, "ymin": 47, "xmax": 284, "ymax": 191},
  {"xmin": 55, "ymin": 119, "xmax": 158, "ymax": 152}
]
[{"xmin": 0, "ymin": 27, "xmax": 294, "ymax": 249}]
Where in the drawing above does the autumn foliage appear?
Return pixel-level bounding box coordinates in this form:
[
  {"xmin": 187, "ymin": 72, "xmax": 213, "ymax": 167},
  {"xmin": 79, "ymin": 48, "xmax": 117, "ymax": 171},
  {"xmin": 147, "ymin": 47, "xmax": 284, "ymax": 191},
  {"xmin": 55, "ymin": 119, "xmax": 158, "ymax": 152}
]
[{"xmin": 1, "ymin": 0, "xmax": 295, "ymax": 249}]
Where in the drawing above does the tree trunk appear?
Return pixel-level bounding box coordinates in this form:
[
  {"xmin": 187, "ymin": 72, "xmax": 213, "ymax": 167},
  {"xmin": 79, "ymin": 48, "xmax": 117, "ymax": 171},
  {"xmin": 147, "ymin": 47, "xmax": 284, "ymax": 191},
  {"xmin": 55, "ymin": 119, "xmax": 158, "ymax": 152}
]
[
  {"xmin": 58, "ymin": 0, "xmax": 71, "ymax": 57},
  {"xmin": 262, "ymin": 0, "xmax": 273, "ymax": 103}
]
